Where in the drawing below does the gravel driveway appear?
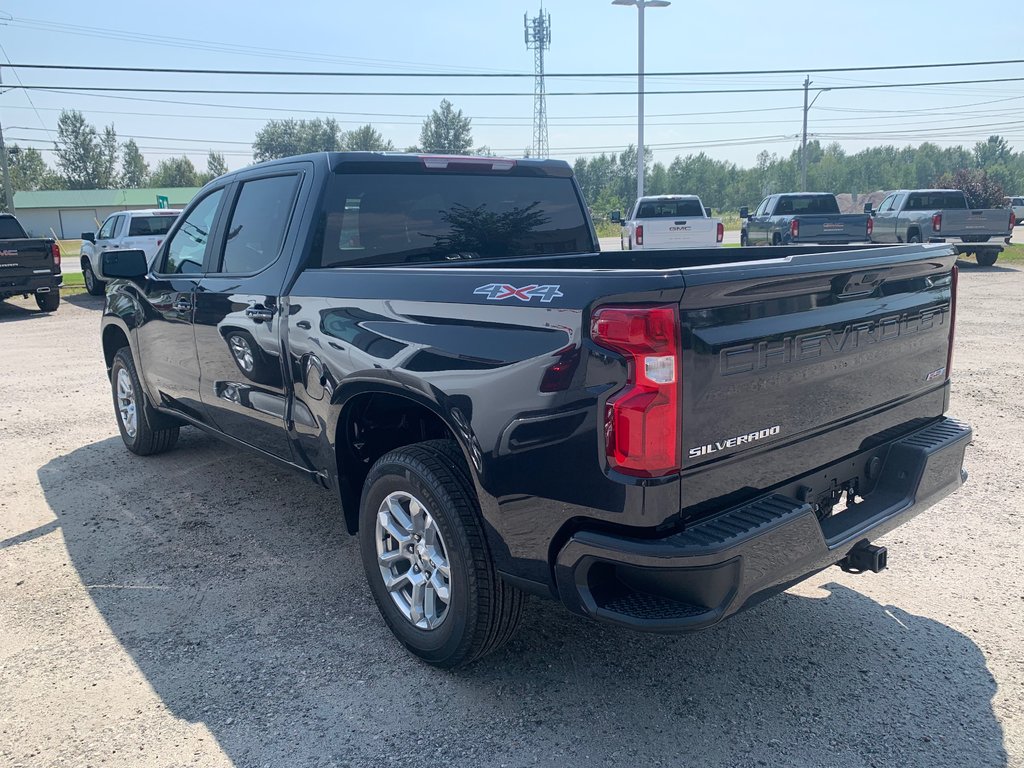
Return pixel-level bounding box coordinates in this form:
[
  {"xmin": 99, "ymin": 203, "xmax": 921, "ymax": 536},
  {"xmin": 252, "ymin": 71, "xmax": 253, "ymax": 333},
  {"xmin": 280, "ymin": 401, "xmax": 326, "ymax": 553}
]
[{"xmin": 1, "ymin": 261, "xmax": 1021, "ymax": 768}]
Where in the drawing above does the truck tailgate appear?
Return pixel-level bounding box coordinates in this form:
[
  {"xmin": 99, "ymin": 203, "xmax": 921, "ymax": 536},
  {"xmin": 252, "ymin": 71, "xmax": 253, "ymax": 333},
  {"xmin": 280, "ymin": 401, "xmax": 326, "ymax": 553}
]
[
  {"xmin": 0, "ymin": 239, "xmax": 56, "ymax": 281},
  {"xmin": 936, "ymin": 208, "xmax": 1013, "ymax": 238},
  {"xmin": 640, "ymin": 218, "xmax": 718, "ymax": 249},
  {"xmin": 679, "ymin": 244, "xmax": 954, "ymax": 476},
  {"xmin": 794, "ymin": 214, "xmax": 868, "ymax": 242}
]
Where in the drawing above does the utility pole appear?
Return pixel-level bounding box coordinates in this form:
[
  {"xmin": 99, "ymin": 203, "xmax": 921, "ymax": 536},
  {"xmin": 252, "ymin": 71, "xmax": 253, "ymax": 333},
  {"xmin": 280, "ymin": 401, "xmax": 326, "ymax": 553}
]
[
  {"xmin": 800, "ymin": 75, "xmax": 810, "ymax": 193},
  {"xmin": 0, "ymin": 66, "xmax": 14, "ymax": 215}
]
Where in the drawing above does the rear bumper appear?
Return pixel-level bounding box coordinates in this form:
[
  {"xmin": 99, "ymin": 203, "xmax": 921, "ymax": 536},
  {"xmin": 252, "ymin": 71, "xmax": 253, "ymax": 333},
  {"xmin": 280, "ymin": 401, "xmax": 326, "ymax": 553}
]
[
  {"xmin": 0, "ymin": 272, "xmax": 62, "ymax": 299},
  {"xmin": 554, "ymin": 417, "xmax": 971, "ymax": 632}
]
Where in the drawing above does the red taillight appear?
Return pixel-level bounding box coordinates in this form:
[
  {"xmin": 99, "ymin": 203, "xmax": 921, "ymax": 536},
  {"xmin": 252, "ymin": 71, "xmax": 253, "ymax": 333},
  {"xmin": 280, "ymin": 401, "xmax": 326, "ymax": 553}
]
[
  {"xmin": 946, "ymin": 264, "xmax": 958, "ymax": 380},
  {"xmin": 635, "ymin": 224, "xmax": 644, "ymax": 246},
  {"xmin": 591, "ymin": 305, "xmax": 680, "ymax": 477},
  {"xmin": 790, "ymin": 219, "xmax": 799, "ymax": 239},
  {"xmin": 866, "ymin": 217, "xmax": 873, "ymax": 237},
  {"xmin": 1010, "ymin": 211, "xmax": 1016, "ymax": 229},
  {"xmin": 932, "ymin": 213, "xmax": 942, "ymax": 232},
  {"xmin": 51, "ymin": 242, "xmax": 61, "ymax": 270},
  {"xmin": 716, "ymin": 221, "xmax": 724, "ymax": 243}
]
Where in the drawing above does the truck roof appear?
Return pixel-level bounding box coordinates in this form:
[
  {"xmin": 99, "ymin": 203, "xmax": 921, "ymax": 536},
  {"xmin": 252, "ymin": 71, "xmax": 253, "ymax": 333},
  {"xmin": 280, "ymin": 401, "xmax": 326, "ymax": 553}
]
[
  {"xmin": 774, "ymin": 192, "xmax": 836, "ymax": 197},
  {"xmin": 637, "ymin": 194, "xmax": 701, "ymax": 201},
  {"xmin": 230, "ymin": 151, "xmax": 574, "ymax": 179},
  {"xmin": 888, "ymin": 189, "xmax": 962, "ymax": 195},
  {"xmin": 122, "ymin": 208, "xmax": 182, "ymax": 216}
]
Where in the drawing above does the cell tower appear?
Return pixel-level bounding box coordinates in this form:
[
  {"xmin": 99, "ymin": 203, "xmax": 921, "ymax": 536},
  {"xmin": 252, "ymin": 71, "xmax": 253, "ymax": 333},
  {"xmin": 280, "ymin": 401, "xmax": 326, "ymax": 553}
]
[{"xmin": 524, "ymin": 7, "xmax": 551, "ymax": 158}]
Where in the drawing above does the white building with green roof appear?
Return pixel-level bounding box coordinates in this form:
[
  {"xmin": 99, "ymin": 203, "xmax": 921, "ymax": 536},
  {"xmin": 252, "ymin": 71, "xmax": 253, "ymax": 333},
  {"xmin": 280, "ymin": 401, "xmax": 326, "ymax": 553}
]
[{"xmin": 12, "ymin": 187, "xmax": 202, "ymax": 239}]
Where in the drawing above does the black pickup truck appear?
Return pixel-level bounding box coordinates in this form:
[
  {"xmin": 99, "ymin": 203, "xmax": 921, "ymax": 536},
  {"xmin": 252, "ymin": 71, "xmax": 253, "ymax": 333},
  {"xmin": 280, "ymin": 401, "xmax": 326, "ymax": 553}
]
[
  {"xmin": 100, "ymin": 153, "xmax": 971, "ymax": 668},
  {"xmin": 0, "ymin": 213, "xmax": 62, "ymax": 311}
]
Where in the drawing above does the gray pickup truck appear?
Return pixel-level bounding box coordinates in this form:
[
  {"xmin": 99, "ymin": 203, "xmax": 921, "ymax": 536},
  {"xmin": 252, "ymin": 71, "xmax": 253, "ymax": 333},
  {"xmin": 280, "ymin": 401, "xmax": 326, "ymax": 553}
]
[
  {"xmin": 740, "ymin": 193, "xmax": 871, "ymax": 246},
  {"xmin": 867, "ymin": 189, "xmax": 1014, "ymax": 266}
]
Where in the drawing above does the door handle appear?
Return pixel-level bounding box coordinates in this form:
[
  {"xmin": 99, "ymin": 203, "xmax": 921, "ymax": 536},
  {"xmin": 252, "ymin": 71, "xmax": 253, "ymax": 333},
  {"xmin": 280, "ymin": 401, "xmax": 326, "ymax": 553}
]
[
  {"xmin": 245, "ymin": 305, "xmax": 276, "ymax": 323},
  {"xmin": 172, "ymin": 298, "xmax": 191, "ymax": 312}
]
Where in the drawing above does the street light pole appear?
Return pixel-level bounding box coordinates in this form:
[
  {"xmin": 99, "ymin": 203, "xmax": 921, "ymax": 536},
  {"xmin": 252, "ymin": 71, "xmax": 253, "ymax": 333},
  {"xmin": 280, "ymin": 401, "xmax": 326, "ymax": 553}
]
[
  {"xmin": 613, "ymin": 0, "xmax": 670, "ymax": 203},
  {"xmin": 800, "ymin": 77, "xmax": 830, "ymax": 193}
]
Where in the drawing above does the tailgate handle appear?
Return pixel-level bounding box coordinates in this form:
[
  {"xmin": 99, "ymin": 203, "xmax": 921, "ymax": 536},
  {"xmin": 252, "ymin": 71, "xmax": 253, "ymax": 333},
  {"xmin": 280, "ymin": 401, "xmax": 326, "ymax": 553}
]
[
  {"xmin": 833, "ymin": 269, "xmax": 889, "ymax": 299},
  {"xmin": 674, "ymin": 220, "xmax": 687, "ymax": 225}
]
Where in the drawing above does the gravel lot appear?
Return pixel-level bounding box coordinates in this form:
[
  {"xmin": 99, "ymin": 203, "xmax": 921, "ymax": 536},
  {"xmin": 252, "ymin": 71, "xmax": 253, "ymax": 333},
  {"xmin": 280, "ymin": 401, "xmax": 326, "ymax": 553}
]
[{"xmin": 1, "ymin": 262, "xmax": 1022, "ymax": 768}]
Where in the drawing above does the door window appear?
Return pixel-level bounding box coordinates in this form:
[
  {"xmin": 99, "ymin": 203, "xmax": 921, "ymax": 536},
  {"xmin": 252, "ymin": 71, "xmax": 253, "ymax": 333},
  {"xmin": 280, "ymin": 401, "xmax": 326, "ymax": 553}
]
[
  {"xmin": 876, "ymin": 195, "xmax": 895, "ymax": 213},
  {"xmin": 217, "ymin": 175, "xmax": 300, "ymax": 274},
  {"xmin": 98, "ymin": 215, "xmax": 118, "ymax": 240},
  {"xmin": 754, "ymin": 198, "xmax": 769, "ymax": 216},
  {"xmin": 161, "ymin": 189, "xmax": 225, "ymax": 275}
]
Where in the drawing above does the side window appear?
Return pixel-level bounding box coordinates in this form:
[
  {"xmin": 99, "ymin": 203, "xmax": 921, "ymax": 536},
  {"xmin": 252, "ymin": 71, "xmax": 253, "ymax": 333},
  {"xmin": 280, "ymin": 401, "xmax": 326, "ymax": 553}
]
[
  {"xmin": 756, "ymin": 198, "xmax": 770, "ymax": 216},
  {"xmin": 877, "ymin": 195, "xmax": 895, "ymax": 213},
  {"xmin": 97, "ymin": 215, "xmax": 118, "ymax": 240},
  {"xmin": 217, "ymin": 175, "xmax": 300, "ymax": 274},
  {"xmin": 161, "ymin": 189, "xmax": 225, "ymax": 275}
]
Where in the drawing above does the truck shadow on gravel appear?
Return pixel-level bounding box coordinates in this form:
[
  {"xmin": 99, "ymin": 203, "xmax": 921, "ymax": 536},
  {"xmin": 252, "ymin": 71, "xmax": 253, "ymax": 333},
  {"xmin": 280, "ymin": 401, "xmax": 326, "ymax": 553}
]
[{"xmin": 37, "ymin": 432, "xmax": 1007, "ymax": 768}]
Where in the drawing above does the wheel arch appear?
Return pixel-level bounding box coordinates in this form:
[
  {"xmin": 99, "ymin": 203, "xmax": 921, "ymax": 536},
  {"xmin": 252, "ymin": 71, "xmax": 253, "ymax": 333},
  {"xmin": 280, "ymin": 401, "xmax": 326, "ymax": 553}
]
[{"xmin": 329, "ymin": 382, "xmax": 480, "ymax": 535}]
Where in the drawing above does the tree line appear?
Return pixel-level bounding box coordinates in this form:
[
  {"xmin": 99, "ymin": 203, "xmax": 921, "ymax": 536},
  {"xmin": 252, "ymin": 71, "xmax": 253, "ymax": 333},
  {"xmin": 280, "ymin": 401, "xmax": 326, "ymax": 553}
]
[
  {"xmin": 574, "ymin": 136, "xmax": 1024, "ymax": 217},
  {"xmin": 5, "ymin": 103, "xmax": 1022, "ymax": 216}
]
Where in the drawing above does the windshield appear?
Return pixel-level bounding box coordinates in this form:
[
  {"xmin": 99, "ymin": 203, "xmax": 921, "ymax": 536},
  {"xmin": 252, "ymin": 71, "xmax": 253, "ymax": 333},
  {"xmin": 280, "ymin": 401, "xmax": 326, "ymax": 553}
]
[
  {"xmin": 129, "ymin": 215, "xmax": 178, "ymax": 237},
  {"xmin": 314, "ymin": 172, "xmax": 593, "ymax": 267},
  {"xmin": 0, "ymin": 216, "xmax": 28, "ymax": 239},
  {"xmin": 774, "ymin": 195, "xmax": 840, "ymax": 215},
  {"xmin": 635, "ymin": 199, "xmax": 705, "ymax": 218}
]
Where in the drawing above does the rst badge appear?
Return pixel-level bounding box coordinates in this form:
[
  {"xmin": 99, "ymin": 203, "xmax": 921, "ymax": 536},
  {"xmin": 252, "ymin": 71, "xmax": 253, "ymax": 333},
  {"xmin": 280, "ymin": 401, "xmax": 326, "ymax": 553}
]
[{"xmin": 474, "ymin": 283, "xmax": 564, "ymax": 303}]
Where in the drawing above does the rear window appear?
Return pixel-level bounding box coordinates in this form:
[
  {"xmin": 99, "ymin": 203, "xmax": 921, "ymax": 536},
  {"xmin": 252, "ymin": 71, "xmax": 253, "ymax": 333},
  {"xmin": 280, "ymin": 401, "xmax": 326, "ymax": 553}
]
[
  {"xmin": 128, "ymin": 215, "xmax": 177, "ymax": 237},
  {"xmin": 774, "ymin": 195, "xmax": 840, "ymax": 215},
  {"xmin": 905, "ymin": 192, "xmax": 967, "ymax": 211},
  {"xmin": 314, "ymin": 172, "xmax": 592, "ymax": 267},
  {"xmin": 636, "ymin": 199, "xmax": 705, "ymax": 218},
  {"xmin": 0, "ymin": 216, "xmax": 27, "ymax": 239}
]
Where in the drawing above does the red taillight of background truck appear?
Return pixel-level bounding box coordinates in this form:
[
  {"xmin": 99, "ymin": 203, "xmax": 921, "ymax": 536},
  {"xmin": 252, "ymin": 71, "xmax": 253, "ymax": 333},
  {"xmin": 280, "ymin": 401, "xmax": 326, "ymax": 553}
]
[
  {"xmin": 790, "ymin": 219, "xmax": 799, "ymax": 239},
  {"xmin": 867, "ymin": 217, "xmax": 873, "ymax": 238},
  {"xmin": 591, "ymin": 305, "xmax": 680, "ymax": 478},
  {"xmin": 635, "ymin": 224, "xmax": 644, "ymax": 246},
  {"xmin": 932, "ymin": 213, "xmax": 942, "ymax": 232},
  {"xmin": 716, "ymin": 222, "xmax": 724, "ymax": 243},
  {"xmin": 51, "ymin": 242, "xmax": 61, "ymax": 271}
]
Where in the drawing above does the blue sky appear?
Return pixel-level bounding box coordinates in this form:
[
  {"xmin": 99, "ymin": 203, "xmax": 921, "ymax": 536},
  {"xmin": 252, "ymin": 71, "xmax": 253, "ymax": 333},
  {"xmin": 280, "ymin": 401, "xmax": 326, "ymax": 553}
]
[{"xmin": 1, "ymin": 0, "xmax": 1021, "ymax": 172}]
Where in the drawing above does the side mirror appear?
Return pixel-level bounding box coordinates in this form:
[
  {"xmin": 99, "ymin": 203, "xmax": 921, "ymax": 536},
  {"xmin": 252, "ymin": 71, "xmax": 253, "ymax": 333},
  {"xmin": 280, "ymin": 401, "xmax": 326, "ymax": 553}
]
[
  {"xmin": 739, "ymin": 206, "xmax": 749, "ymax": 219},
  {"xmin": 609, "ymin": 210, "xmax": 621, "ymax": 224},
  {"xmin": 704, "ymin": 206, "xmax": 713, "ymax": 218},
  {"xmin": 101, "ymin": 249, "xmax": 148, "ymax": 279},
  {"xmin": 81, "ymin": 232, "xmax": 95, "ymax": 243},
  {"xmin": 863, "ymin": 203, "xmax": 874, "ymax": 214}
]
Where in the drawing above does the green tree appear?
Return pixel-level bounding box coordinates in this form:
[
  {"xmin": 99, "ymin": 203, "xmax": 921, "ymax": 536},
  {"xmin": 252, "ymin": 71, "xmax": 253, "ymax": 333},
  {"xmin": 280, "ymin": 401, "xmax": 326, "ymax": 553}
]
[
  {"xmin": 54, "ymin": 110, "xmax": 101, "ymax": 189},
  {"xmin": 342, "ymin": 124, "xmax": 395, "ymax": 151},
  {"xmin": 206, "ymin": 151, "xmax": 229, "ymax": 179},
  {"xmin": 418, "ymin": 99, "xmax": 473, "ymax": 154},
  {"xmin": 9, "ymin": 145, "xmax": 56, "ymax": 191},
  {"xmin": 252, "ymin": 118, "xmax": 343, "ymax": 161},
  {"xmin": 121, "ymin": 140, "xmax": 149, "ymax": 188},
  {"xmin": 150, "ymin": 156, "xmax": 200, "ymax": 187},
  {"xmin": 973, "ymin": 136, "xmax": 1011, "ymax": 169},
  {"xmin": 97, "ymin": 125, "xmax": 120, "ymax": 188}
]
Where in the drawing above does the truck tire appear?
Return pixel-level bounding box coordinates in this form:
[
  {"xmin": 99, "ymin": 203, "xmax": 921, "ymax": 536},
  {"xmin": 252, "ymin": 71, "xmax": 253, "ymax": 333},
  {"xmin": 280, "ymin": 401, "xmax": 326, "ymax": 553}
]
[
  {"xmin": 976, "ymin": 251, "xmax": 998, "ymax": 267},
  {"xmin": 34, "ymin": 291, "xmax": 60, "ymax": 312},
  {"xmin": 740, "ymin": 231, "xmax": 749, "ymax": 247},
  {"xmin": 907, "ymin": 231, "xmax": 921, "ymax": 243},
  {"xmin": 771, "ymin": 233, "xmax": 782, "ymax": 246},
  {"xmin": 83, "ymin": 260, "xmax": 105, "ymax": 296},
  {"xmin": 359, "ymin": 439, "xmax": 524, "ymax": 668},
  {"xmin": 110, "ymin": 347, "xmax": 180, "ymax": 456}
]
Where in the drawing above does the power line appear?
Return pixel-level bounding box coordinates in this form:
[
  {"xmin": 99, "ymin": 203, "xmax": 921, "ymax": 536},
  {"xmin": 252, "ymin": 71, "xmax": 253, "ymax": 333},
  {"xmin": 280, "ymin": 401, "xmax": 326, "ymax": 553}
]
[
  {"xmin": 11, "ymin": 76, "xmax": 1024, "ymax": 97},
  {"xmin": 6, "ymin": 57, "xmax": 1024, "ymax": 78}
]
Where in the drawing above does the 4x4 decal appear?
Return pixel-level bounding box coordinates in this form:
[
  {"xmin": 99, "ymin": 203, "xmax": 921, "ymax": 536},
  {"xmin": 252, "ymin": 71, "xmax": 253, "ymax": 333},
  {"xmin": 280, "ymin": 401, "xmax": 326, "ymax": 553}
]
[{"xmin": 473, "ymin": 283, "xmax": 564, "ymax": 303}]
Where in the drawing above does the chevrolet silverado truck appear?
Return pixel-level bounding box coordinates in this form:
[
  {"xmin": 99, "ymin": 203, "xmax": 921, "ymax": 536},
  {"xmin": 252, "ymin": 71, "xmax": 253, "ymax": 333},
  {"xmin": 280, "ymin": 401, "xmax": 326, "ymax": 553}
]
[
  {"xmin": 0, "ymin": 213, "xmax": 62, "ymax": 311},
  {"xmin": 867, "ymin": 189, "xmax": 1014, "ymax": 266},
  {"xmin": 99, "ymin": 152, "xmax": 972, "ymax": 668},
  {"xmin": 80, "ymin": 208, "xmax": 181, "ymax": 295},
  {"xmin": 739, "ymin": 193, "xmax": 872, "ymax": 246},
  {"xmin": 612, "ymin": 194, "xmax": 724, "ymax": 249}
]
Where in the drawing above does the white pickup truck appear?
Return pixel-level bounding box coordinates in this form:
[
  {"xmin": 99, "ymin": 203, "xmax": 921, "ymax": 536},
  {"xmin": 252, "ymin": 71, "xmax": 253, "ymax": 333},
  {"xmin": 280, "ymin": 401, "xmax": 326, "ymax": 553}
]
[
  {"xmin": 80, "ymin": 208, "xmax": 181, "ymax": 295},
  {"xmin": 614, "ymin": 195, "xmax": 723, "ymax": 250}
]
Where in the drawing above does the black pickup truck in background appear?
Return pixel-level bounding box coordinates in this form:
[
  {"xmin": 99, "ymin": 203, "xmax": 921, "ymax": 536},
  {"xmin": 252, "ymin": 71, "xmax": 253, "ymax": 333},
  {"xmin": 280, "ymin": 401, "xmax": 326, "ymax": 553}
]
[
  {"xmin": 0, "ymin": 213, "xmax": 62, "ymax": 311},
  {"xmin": 740, "ymin": 193, "xmax": 872, "ymax": 246},
  {"xmin": 100, "ymin": 152, "xmax": 971, "ymax": 668}
]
